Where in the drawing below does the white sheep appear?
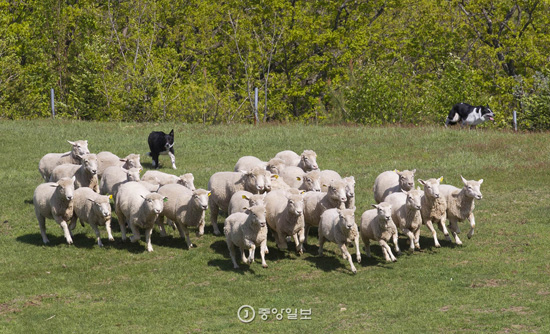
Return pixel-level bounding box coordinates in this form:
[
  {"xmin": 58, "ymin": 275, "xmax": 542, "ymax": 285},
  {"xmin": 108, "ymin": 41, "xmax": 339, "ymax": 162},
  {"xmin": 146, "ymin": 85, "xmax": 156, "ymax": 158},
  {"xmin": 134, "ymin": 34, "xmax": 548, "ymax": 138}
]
[
  {"xmin": 280, "ymin": 168, "xmax": 321, "ymax": 192},
  {"xmin": 419, "ymin": 177, "xmax": 449, "ymax": 248},
  {"xmin": 207, "ymin": 167, "xmax": 271, "ymax": 236},
  {"xmin": 373, "ymin": 169, "xmax": 416, "ymax": 203},
  {"xmin": 99, "ymin": 166, "xmax": 141, "ymax": 199},
  {"xmin": 141, "ymin": 170, "xmax": 195, "ymax": 190},
  {"xmin": 270, "ymin": 174, "xmax": 291, "ymax": 190},
  {"xmin": 71, "ymin": 187, "xmax": 113, "ymax": 247},
  {"xmin": 318, "ymin": 208, "xmax": 361, "ymax": 274},
  {"xmin": 96, "ymin": 151, "xmax": 142, "ymax": 177},
  {"xmin": 33, "ymin": 176, "xmax": 76, "ymax": 245},
  {"xmin": 157, "ymin": 185, "xmax": 210, "ymax": 249},
  {"xmin": 228, "ymin": 191, "xmax": 266, "ymax": 215},
  {"xmin": 384, "ymin": 188, "xmax": 423, "ymax": 252},
  {"xmin": 440, "ymin": 176, "xmax": 484, "ymax": 245},
  {"xmin": 319, "ymin": 170, "xmax": 342, "ymax": 191},
  {"xmin": 115, "ymin": 181, "xmax": 166, "ymax": 252},
  {"xmin": 319, "ymin": 171, "xmax": 355, "ymax": 209},
  {"xmin": 224, "ymin": 205, "xmax": 268, "ymax": 269},
  {"xmin": 266, "ymin": 158, "xmax": 286, "ymax": 175},
  {"xmin": 274, "ymin": 150, "xmax": 319, "ymax": 171},
  {"xmin": 38, "ymin": 140, "xmax": 89, "ymax": 181},
  {"xmin": 233, "ymin": 156, "xmax": 268, "ymax": 172},
  {"xmin": 360, "ymin": 202, "xmax": 398, "ymax": 262},
  {"xmin": 49, "ymin": 154, "xmax": 99, "ymax": 193},
  {"xmin": 303, "ymin": 179, "xmax": 348, "ymax": 244},
  {"xmin": 265, "ymin": 189, "xmax": 306, "ymax": 254}
]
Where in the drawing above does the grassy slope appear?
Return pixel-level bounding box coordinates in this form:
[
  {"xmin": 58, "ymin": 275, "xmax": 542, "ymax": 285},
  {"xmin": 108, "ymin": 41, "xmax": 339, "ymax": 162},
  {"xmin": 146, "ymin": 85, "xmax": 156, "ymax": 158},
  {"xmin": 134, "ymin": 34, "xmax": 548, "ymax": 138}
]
[{"xmin": 1, "ymin": 120, "xmax": 549, "ymax": 333}]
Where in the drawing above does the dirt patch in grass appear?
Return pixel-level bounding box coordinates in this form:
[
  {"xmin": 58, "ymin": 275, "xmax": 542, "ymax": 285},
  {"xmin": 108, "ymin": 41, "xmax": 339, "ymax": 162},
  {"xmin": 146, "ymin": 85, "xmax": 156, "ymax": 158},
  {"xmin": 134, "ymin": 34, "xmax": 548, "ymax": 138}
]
[
  {"xmin": 501, "ymin": 306, "xmax": 531, "ymax": 315},
  {"xmin": 0, "ymin": 294, "xmax": 59, "ymax": 320}
]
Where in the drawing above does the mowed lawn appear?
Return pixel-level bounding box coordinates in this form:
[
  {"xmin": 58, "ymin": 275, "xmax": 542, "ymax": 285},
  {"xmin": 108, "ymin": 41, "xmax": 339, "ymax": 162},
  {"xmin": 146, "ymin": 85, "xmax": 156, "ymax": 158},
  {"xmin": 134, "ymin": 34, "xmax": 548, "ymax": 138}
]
[{"xmin": 1, "ymin": 120, "xmax": 549, "ymax": 333}]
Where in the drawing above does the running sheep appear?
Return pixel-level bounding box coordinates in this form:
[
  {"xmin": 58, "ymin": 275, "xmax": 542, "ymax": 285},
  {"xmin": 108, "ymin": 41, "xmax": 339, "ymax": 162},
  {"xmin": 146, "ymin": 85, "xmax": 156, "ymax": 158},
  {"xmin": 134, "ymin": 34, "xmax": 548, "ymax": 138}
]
[
  {"xmin": 373, "ymin": 169, "xmax": 416, "ymax": 203},
  {"xmin": 71, "ymin": 187, "xmax": 113, "ymax": 247},
  {"xmin": 384, "ymin": 188, "xmax": 423, "ymax": 252},
  {"xmin": 141, "ymin": 170, "xmax": 195, "ymax": 190},
  {"xmin": 440, "ymin": 176, "xmax": 484, "ymax": 245},
  {"xmin": 49, "ymin": 154, "xmax": 99, "ymax": 193},
  {"xmin": 33, "ymin": 177, "xmax": 76, "ymax": 245},
  {"xmin": 38, "ymin": 140, "xmax": 89, "ymax": 181},
  {"xmin": 115, "ymin": 181, "xmax": 166, "ymax": 252},
  {"xmin": 280, "ymin": 168, "xmax": 322, "ymax": 192},
  {"xmin": 419, "ymin": 177, "xmax": 449, "ymax": 248},
  {"xmin": 360, "ymin": 202, "xmax": 398, "ymax": 262},
  {"xmin": 96, "ymin": 152, "xmax": 142, "ymax": 177},
  {"xmin": 228, "ymin": 191, "xmax": 266, "ymax": 215},
  {"xmin": 207, "ymin": 167, "xmax": 272, "ymax": 236},
  {"xmin": 274, "ymin": 150, "xmax": 319, "ymax": 172},
  {"xmin": 318, "ymin": 208, "xmax": 361, "ymax": 274},
  {"xmin": 157, "ymin": 184, "xmax": 210, "ymax": 249},
  {"xmin": 224, "ymin": 205, "xmax": 269, "ymax": 269},
  {"xmin": 265, "ymin": 189, "xmax": 306, "ymax": 255},
  {"xmin": 99, "ymin": 166, "xmax": 141, "ymax": 199},
  {"xmin": 233, "ymin": 156, "xmax": 268, "ymax": 172}
]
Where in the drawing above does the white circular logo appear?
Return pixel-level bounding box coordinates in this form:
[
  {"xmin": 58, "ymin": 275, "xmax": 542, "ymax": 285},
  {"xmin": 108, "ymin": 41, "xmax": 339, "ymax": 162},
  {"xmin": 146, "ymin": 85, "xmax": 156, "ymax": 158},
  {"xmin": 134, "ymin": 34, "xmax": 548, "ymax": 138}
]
[{"xmin": 237, "ymin": 305, "xmax": 255, "ymax": 323}]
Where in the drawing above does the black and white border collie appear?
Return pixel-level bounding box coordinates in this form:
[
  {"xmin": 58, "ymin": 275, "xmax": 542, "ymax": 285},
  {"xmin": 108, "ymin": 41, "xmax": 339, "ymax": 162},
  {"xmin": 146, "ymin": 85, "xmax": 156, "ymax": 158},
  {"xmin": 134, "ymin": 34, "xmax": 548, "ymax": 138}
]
[
  {"xmin": 445, "ymin": 103, "xmax": 495, "ymax": 128},
  {"xmin": 147, "ymin": 129, "xmax": 176, "ymax": 169}
]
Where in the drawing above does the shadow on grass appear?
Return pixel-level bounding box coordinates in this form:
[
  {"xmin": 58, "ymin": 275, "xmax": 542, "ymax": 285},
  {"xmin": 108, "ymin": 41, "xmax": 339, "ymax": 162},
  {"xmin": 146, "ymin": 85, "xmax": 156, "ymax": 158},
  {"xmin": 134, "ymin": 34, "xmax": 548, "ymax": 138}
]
[
  {"xmin": 24, "ymin": 198, "xmax": 34, "ymax": 205},
  {"xmin": 207, "ymin": 240, "xmax": 259, "ymax": 274}
]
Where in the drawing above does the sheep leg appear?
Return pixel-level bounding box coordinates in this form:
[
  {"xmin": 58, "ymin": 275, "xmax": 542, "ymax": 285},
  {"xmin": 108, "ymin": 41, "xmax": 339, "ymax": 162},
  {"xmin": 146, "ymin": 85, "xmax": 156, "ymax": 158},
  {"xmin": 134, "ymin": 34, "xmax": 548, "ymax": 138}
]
[
  {"xmin": 276, "ymin": 230, "xmax": 288, "ymax": 250},
  {"xmin": 89, "ymin": 222, "xmax": 103, "ymax": 247},
  {"xmin": 260, "ymin": 239, "xmax": 268, "ymax": 268},
  {"xmin": 413, "ymin": 228, "xmax": 421, "ymax": 250},
  {"xmin": 392, "ymin": 230, "xmax": 401, "ymax": 255},
  {"xmin": 116, "ymin": 209, "xmax": 128, "ymax": 242},
  {"xmin": 129, "ymin": 220, "xmax": 141, "ymax": 243},
  {"xmin": 425, "ymin": 220, "xmax": 441, "ymax": 248},
  {"xmin": 247, "ymin": 244, "xmax": 256, "ymax": 264},
  {"xmin": 209, "ymin": 204, "xmax": 221, "ymax": 236},
  {"xmin": 467, "ymin": 213, "xmax": 476, "ymax": 239},
  {"xmin": 448, "ymin": 219, "xmax": 462, "ymax": 245},
  {"xmin": 54, "ymin": 217, "xmax": 73, "ymax": 245},
  {"xmin": 156, "ymin": 215, "xmax": 167, "ymax": 237},
  {"xmin": 105, "ymin": 219, "xmax": 114, "ymax": 241},
  {"xmin": 303, "ymin": 225, "xmax": 311, "ymax": 245},
  {"xmin": 317, "ymin": 234, "xmax": 325, "ymax": 256},
  {"xmin": 175, "ymin": 222, "xmax": 194, "ymax": 249},
  {"xmin": 403, "ymin": 228, "xmax": 416, "ymax": 251},
  {"xmin": 37, "ymin": 214, "xmax": 49, "ymax": 244},
  {"xmin": 363, "ymin": 238, "xmax": 372, "ymax": 258},
  {"xmin": 340, "ymin": 243, "xmax": 357, "ymax": 274},
  {"xmin": 379, "ymin": 240, "xmax": 397, "ymax": 262},
  {"xmin": 240, "ymin": 248, "xmax": 247, "ymax": 264},
  {"xmin": 227, "ymin": 242, "xmax": 239, "ymax": 269},
  {"xmin": 293, "ymin": 232, "xmax": 305, "ymax": 255},
  {"xmin": 144, "ymin": 227, "xmax": 154, "ymax": 252},
  {"xmin": 437, "ymin": 220, "xmax": 451, "ymax": 241},
  {"xmin": 354, "ymin": 236, "xmax": 361, "ymax": 263}
]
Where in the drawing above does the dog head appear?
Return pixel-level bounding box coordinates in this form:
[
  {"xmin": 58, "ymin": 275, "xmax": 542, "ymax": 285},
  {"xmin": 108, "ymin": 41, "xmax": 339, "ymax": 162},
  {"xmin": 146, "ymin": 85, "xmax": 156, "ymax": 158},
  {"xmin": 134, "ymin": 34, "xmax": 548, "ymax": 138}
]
[
  {"xmin": 480, "ymin": 105, "xmax": 495, "ymax": 123},
  {"xmin": 164, "ymin": 129, "xmax": 175, "ymax": 150}
]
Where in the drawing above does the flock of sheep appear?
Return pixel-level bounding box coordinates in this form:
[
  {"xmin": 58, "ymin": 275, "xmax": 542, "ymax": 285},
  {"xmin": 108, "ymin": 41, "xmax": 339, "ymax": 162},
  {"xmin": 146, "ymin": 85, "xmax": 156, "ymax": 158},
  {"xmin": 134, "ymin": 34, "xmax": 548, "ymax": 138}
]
[{"xmin": 33, "ymin": 140, "xmax": 484, "ymax": 273}]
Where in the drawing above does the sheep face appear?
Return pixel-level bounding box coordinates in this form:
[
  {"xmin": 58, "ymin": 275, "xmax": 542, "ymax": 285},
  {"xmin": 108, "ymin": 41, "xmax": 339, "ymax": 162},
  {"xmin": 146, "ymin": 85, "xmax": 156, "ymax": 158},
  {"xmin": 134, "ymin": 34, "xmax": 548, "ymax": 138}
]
[
  {"xmin": 266, "ymin": 158, "xmax": 285, "ymax": 175},
  {"xmin": 247, "ymin": 193, "xmax": 266, "ymax": 208},
  {"xmin": 246, "ymin": 205, "xmax": 267, "ymax": 228},
  {"xmin": 338, "ymin": 209, "xmax": 356, "ymax": 230},
  {"xmin": 68, "ymin": 140, "xmax": 90, "ymax": 157},
  {"xmin": 91, "ymin": 197, "xmax": 112, "ymax": 220},
  {"xmin": 397, "ymin": 169, "xmax": 416, "ymax": 191},
  {"xmin": 461, "ymin": 176, "xmax": 483, "ymax": 200},
  {"xmin": 55, "ymin": 177, "xmax": 76, "ymax": 201},
  {"xmin": 125, "ymin": 167, "xmax": 141, "ymax": 181},
  {"xmin": 301, "ymin": 150, "xmax": 319, "ymax": 171},
  {"xmin": 287, "ymin": 194, "xmax": 304, "ymax": 217},
  {"xmin": 82, "ymin": 154, "xmax": 98, "ymax": 175},
  {"xmin": 419, "ymin": 177, "xmax": 442, "ymax": 199},
  {"xmin": 405, "ymin": 188, "xmax": 422, "ymax": 210},
  {"xmin": 192, "ymin": 189, "xmax": 210, "ymax": 211},
  {"xmin": 141, "ymin": 193, "xmax": 166, "ymax": 215},
  {"xmin": 121, "ymin": 154, "xmax": 142, "ymax": 170},
  {"xmin": 328, "ymin": 180, "xmax": 347, "ymax": 204},
  {"xmin": 343, "ymin": 176, "xmax": 355, "ymax": 199},
  {"xmin": 243, "ymin": 167, "xmax": 268, "ymax": 194},
  {"xmin": 179, "ymin": 173, "xmax": 196, "ymax": 190},
  {"xmin": 372, "ymin": 202, "xmax": 392, "ymax": 222},
  {"xmin": 302, "ymin": 170, "xmax": 321, "ymax": 192}
]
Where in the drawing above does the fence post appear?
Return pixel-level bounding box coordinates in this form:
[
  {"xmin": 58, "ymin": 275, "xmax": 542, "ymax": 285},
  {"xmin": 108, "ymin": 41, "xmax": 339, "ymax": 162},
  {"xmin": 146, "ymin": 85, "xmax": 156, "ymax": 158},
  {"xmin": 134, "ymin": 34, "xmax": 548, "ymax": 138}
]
[
  {"xmin": 513, "ymin": 110, "xmax": 517, "ymax": 132},
  {"xmin": 254, "ymin": 87, "xmax": 259, "ymax": 125},
  {"xmin": 50, "ymin": 88, "xmax": 55, "ymax": 119}
]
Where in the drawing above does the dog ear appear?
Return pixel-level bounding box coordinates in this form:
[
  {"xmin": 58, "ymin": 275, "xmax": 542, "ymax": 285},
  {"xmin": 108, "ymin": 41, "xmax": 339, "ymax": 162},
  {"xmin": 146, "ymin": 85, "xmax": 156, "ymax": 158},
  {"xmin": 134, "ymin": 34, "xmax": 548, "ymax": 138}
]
[{"xmin": 169, "ymin": 129, "xmax": 174, "ymax": 137}]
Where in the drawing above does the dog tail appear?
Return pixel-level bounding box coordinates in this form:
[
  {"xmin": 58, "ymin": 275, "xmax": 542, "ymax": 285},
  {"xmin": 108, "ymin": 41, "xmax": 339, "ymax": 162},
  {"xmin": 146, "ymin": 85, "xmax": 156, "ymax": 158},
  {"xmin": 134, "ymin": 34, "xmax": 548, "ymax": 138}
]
[{"xmin": 445, "ymin": 105, "xmax": 459, "ymax": 127}]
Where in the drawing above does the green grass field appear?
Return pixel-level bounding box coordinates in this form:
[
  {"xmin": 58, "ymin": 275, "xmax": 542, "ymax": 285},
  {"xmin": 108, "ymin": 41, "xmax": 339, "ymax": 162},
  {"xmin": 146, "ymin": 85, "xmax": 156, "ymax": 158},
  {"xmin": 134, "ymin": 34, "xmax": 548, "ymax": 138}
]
[{"xmin": 1, "ymin": 120, "xmax": 549, "ymax": 333}]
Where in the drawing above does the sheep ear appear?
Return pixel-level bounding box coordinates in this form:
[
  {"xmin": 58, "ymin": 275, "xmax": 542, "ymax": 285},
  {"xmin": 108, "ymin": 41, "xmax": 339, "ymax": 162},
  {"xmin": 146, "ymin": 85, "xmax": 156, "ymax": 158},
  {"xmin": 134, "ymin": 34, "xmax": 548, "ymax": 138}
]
[
  {"xmin": 412, "ymin": 169, "xmax": 416, "ymax": 173},
  {"xmin": 393, "ymin": 169, "xmax": 399, "ymax": 173},
  {"xmin": 140, "ymin": 195, "xmax": 146, "ymax": 199},
  {"xmin": 460, "ymin": 175, "xmax": 468, "ymax": 185},
  {"xmin": 418, "ymin": 179, "xmax": 426, "ymax": 185},
  {"xmin": 478, "ymin": 179, "xmax": 484, "ymax": 184},
  {"xmin": 296, "ymin": 176, "xmax": 302, "ymax": 181},
  {"xmin": 371, "ymin": 204, "xmax": 378, "ymax": 209},
  {"xmin": 71, "ymin": 176, "xmax": 76, "ymax": 182},
  {"xmin": 163, "ymin": 197, "xmax": 168, "ymax": 202},
  {"xmin": 401, "ymin": 189, "xmax": 408, "ymax": 194},
  {"xmin": 207, "ymin": 192, "xmax": 212, "ymax": 197},
  {"xmin": 242, "ymin": 194, "xmax": 250, "ymax": 200},
  {"xmin": 438, "ymin": 176, "xmax": 444, "ymax": 183},
  {"xmin": 271, "ymin": 174, "xmax": 279, "ymax": 180},
  {"xmin": 68, "ymin": 140, "xmax": 75, "ymax": 145},
  {"xmin": 120, "ymin": 158, "xmax": 127, "ymax": 162}
]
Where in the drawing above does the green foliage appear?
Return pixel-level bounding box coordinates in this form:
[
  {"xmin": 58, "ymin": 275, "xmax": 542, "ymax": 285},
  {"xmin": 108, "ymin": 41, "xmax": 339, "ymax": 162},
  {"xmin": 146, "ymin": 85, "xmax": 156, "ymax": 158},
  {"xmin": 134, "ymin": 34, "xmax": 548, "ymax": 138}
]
[
  {"xmin": 1, "ymin": 0, "xmax": 549, "ymax": 128},
  {"xmin": 516, "ymin": 69, "xmax": 550, "ymax": 131}
]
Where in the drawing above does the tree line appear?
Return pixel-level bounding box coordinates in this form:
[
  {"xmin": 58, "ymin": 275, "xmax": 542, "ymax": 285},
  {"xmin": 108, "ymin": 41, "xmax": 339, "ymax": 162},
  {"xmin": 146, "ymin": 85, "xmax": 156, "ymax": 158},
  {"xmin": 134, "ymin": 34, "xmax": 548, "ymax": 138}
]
[{"xmin": 1, "ymin": 0, "xmax": 549, "ymax": 129}]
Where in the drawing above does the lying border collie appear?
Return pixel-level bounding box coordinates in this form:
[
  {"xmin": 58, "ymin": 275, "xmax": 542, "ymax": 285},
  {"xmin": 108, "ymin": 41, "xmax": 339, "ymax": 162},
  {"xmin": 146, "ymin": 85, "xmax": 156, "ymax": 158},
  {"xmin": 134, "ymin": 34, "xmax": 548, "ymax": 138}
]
[
  {"xmin": 445, "ymin": 103, "xmax": 495, "ymax": 128},
  {"xmin": 147, "ymin": 129, "xmax": 176, "ymax": 169}
]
